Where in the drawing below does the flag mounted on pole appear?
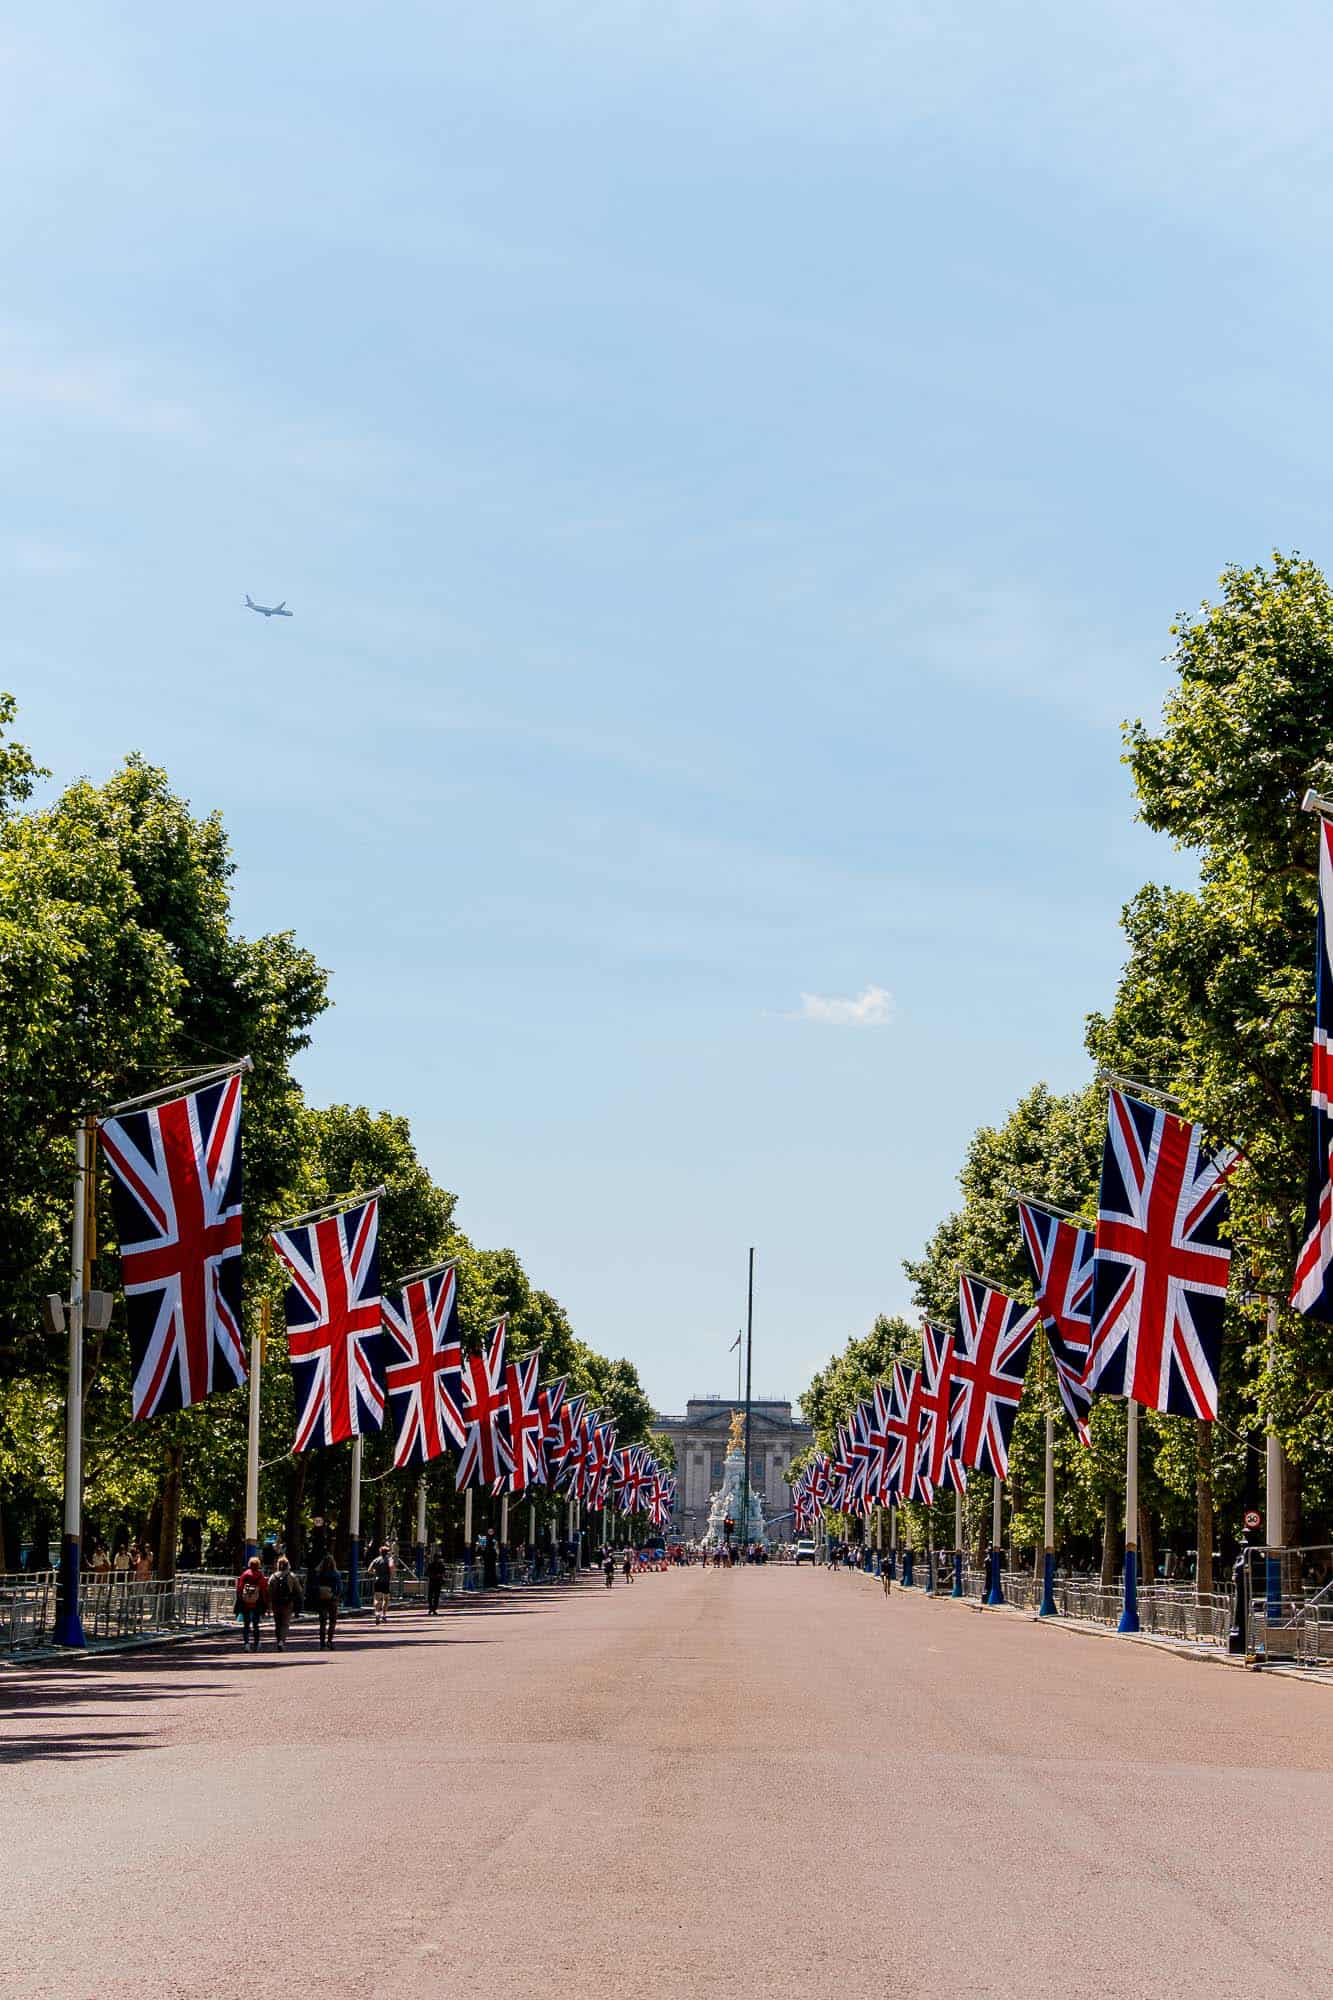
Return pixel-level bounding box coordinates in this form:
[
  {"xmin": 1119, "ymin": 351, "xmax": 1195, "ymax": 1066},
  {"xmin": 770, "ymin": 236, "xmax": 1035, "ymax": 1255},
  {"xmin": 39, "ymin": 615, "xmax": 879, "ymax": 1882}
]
[
  {"xmin": 502, "ymin": 1349, "xmax": 545, "ymax": 1493},
  {"xmin": 98, "ymin": 1067, "xmax": 248, "ymax": 1420},
  {"xmin": 271, "ymin": 1191, "xmax": 386, "ymax": 1451},
  {"xmin": 382, "ymin": 1263, "xmax": 465, "ymax": 1469},
  {"xmin": 1085, "ymin": 1089, "xmax": 1238, "ymax": 1419},
  {"xmin": 1017, "ymin": 1200, "xmax": 1095, "ymax": 1446},
  {"xmin": 919, "ymin": 1320, "xmax": 964, "ymax": 1493},
  {"xmin": 1293, "ymin": 807, "xmax": 1333, "ymax": 1317},
  {"xmin": 454, "ymin": 1319, "xmax": 513, "ymax": 1489},
  {"xmin": 953, "ymin": 1274, "xmax": 1039, "ymax": 1478}
]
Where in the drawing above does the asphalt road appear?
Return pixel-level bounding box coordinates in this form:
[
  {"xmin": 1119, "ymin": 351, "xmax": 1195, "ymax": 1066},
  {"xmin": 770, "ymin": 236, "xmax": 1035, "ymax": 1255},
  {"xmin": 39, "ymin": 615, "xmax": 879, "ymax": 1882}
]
[{"xmin": 2, "ymin": 1565, "xmax": 1330, "ymax": 2000}]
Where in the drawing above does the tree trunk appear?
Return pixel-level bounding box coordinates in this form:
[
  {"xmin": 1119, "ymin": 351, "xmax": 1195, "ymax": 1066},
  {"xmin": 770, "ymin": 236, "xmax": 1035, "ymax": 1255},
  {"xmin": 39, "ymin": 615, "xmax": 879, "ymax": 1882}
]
[
  {"xmin": 1196, "ymin": 1418, "xmax": 1214, "ymax": 1597},
  {"xmin": 285, "ymin": 1455, "xmax": 307, "ymax": 1566},
  {"xmin": 1100, "ymin": 1490, "xmax": 1120, "ymax": 1586},
  {"xmin": 157, "ymin": 1442, "xmax": 184, "ymax": 1580}
]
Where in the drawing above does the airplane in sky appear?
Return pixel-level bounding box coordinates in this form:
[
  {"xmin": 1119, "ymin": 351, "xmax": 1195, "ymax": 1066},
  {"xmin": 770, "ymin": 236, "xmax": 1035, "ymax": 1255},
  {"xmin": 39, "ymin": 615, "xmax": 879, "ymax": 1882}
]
[{"xmin": 244, "ymin": 594, "xmax": 293, "ymax": 618}]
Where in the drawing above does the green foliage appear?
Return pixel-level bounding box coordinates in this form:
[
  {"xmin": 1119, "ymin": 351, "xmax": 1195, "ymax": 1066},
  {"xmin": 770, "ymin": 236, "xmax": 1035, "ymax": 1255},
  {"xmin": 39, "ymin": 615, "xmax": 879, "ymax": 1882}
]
[{"xmin": 0, "ymin": 699, "xmax": 653, "ymax": 1560}]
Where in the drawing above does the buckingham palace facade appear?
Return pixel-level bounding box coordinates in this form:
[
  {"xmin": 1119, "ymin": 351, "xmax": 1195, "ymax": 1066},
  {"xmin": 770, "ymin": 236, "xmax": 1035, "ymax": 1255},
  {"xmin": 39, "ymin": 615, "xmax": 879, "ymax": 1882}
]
[{"xmin": 652, "ymin": 1397, "xmax": 814, "ymax": 1541}]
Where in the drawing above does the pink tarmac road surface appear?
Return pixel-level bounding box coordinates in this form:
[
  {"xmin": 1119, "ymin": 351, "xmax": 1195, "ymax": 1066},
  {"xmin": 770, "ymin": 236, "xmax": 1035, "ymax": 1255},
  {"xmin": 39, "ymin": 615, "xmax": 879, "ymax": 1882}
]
[{"xmin": 2, "ymin": 1565, "xmax": 1331, "ymax": 2000}]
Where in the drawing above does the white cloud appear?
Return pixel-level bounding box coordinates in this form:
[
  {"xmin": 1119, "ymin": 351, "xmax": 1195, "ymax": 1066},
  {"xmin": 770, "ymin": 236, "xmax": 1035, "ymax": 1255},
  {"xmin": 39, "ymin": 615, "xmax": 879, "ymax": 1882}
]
[{"xmin": 792, "ymin": 983, "xmax": 895, "ymax": 1027}]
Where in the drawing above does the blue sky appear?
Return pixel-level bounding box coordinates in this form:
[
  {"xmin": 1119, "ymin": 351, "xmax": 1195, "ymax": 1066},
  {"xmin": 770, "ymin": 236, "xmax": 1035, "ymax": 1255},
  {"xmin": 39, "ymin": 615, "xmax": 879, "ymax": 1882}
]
[{"xmin": 6, "ymin": 4, "xmax": 1331, "ymax": 1413}]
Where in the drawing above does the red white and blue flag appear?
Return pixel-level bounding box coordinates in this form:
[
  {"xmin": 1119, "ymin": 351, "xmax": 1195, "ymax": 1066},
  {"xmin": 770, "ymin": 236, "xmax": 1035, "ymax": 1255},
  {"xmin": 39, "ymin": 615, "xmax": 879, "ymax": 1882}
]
[
  {"xmin": 501, "ymin": 1349, "xmax": 545, "ymax": 1493},
  {"xmin": 584, "ymin": 1420, "xmax": 617, "ymax": 1509},
  {"xmin": 537, "ymin": 1375, "xmax": 568, "ymax": 1465},
  {"xmin": 1017, "ymin": 1202, "xmax": 1094, "ymax": 1446},
  {"xmin": 454, "ymin": 1320, "xmax": 512, "ymax": 1488},
  {"xmin": 98, "ymin": 1074, "xmax": 246, "ymax": 1421},
  {"xmin": 892, "ymin": 1361, "xmax": 932, "ymax": 1503},
  {"xmin": 382, "ymin": 1266, "xmax": 464, "ymax": 1469},
  {"xmin": 1293, "ymin": 816, "xmax": 1333, "ymax": 1317},
  {"xmin": 272, "ymin": 1196, "xmax": 385, "ymax": 1452},
  {"xmin": 1086, "ymin": 1090, "xmax": 1238, "ymax": 1419},
  {"xmin": 953, "ymin": 1274, "xmax": 1038, "ymax": 1479},
  {"xmin": 918, "ymin": 1321, "xmax": 964, "ymax": 1493}
]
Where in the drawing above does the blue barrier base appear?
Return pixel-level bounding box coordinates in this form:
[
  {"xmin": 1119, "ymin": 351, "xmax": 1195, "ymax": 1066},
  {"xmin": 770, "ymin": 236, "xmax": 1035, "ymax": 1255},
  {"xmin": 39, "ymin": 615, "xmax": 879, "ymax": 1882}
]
[
  {"xmin": 985, "ymin": 1550, "xmax": 1005, "ymax": 1607},
  {"xmin": 1040, "ymin": 1551, "xmax": 1058, "ymax": 1617},
  {"xmin": 902, "ymin": 1549, "xmax": 915, "ymax": 1588},
  {"xmin": 924, "ymin": 1553, "xmax": 935, "ymax": 1596},
  {"xmin": 951, "ymin": 1552, "xmax": 963, "ymax": 1598},
  {"xmin": 1117, "ymin": 1548, "xmax": 1140, "ymax": 1633},
  {"xmin": 54, "ymin": 1535, "xmax": 85, "ymax": 1648}
]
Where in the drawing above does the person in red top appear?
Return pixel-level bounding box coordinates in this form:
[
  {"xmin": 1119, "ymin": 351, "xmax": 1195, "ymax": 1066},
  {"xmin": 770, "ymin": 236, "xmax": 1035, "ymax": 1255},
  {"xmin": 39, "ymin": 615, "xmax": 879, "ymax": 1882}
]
[{"xmin": 235, "ymin": 1556, "xmax": 269, "ymax": 1650}]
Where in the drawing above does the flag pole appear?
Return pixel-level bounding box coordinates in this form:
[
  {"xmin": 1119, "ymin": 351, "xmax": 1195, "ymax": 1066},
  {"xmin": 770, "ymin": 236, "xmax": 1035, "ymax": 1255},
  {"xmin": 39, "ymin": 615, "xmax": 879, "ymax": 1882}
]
[
  {"xmin": 1118, "ymin": 1400, "xmax": 1140, "ymax": 1632},
  {"xmin": 1039, "ymin": 1336, "xmax": 1057, "ymax": 1617},
  {"xmin": 347, "ymin": 1437, "xmax": 363, "ymax": 1609},
  {"xmin": 952, "ymin": 1487, "xmax": 964, "ymax": 1597},
  {"xmin": 244, "ymin": 1299, "xmax": 267, "ymax": 1561},
  {"xmin": 415, "ymin": 1474, "xmax": 427, "ymax": 1579},
  {"xmin": 54, "ymin": 1118, "xmax": 93, "ymax": 1648},
  {"xmin": 741, "ymin": 1248, "xmax": 754, "ymax": 1557},
  {"xmin": 986, "ymin": 1476, "xmax": 1005, "ymax": 1605},
  {"xmin": 1264, "ymin": 1292, "xmax": 1284, "ymax": 1626}
]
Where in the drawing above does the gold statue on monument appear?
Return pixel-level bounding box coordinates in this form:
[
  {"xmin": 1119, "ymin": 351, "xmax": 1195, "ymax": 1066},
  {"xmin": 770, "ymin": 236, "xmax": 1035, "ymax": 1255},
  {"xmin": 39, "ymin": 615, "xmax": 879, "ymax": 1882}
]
[{"xmin": 727, "ymin": 1408, "xmax": 745, "ymax": 1455}]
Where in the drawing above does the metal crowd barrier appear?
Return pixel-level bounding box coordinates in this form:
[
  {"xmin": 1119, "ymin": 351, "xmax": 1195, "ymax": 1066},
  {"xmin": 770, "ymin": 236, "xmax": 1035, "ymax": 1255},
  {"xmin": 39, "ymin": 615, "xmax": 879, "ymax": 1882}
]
[{"xmin": 1245, "ymin": 1546, "xmax": 1333, "ymax": 1664}]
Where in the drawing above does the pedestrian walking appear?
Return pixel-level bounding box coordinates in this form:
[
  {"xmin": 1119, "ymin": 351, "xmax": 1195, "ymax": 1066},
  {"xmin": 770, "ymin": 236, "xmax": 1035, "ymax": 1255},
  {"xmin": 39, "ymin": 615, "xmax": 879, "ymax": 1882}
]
[
  {"xmin": 622, "ymin": 1550, "xmax": 634, "ymax": 1584},
  {"xmin": 268, "ymin": 1555, "xmax": 301, "ymax": 1649},
  {"xmin": 307, "ymin": 1553, "xmax": 341, "ymax": 1648},
  {"xmin": 426, "ymin": 1550, "xmax": 447, "ymax": 1615},
  {"xmin": 235, "ymin": 1556, "xmax": 269, "ymax": 1650},
  {"xmin": 367, "ymin": 1544, "xmax": 394, "ymax": 1624},
  {"xmin": 602, "ymin": 1549, "xmax": 615, "ymax": 1589},
  {"xmin": 481, "ymin": 1534, "xmax": 499, "ymax": 1590}
]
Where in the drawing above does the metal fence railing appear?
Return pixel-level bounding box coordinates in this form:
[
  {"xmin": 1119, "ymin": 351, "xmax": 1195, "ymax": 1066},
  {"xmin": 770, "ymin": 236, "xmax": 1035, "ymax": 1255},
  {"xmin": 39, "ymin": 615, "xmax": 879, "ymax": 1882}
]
[{"xmin": 1245, "ymin": 1547, "xmax": 1333, "ymax": 1664}]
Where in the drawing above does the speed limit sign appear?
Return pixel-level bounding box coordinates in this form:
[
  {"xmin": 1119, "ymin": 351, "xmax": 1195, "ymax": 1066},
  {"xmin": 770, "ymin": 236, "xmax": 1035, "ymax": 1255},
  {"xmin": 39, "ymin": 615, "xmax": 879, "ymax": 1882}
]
[{"xmin": 1243, "ymin": 1508, "xmax": 1262, "ymax": 1532}]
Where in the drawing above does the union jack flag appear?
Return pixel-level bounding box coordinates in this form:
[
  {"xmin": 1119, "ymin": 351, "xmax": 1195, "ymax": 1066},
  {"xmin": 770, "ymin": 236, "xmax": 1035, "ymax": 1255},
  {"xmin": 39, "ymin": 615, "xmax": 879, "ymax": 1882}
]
[
  {"xmin": 953, "ymin": 1274, "xmax": 1038, "ymax": 1478},
  {"xmin": 864, "ymin": 1380, "xmax": 902, "ymax": 1504},
  {"xmin": 1086, "ymin": 1091, "xmax": 1238, "ymax": 1419},
  {"xmin": 537, "ymin": 1375, "xmax": 567, "ymax": 1462},
  {"xmin": 98, "ymin": 1075, "xmax": 246, "ymax": 1421},
  {"xmin": 559, "ymin": 1402, "xmax": 594, "ymax": 1495},
  {"xmin": 1017, "ymin": 1202, "xmax": 1094, "ymax": 1446},
  {"xmin": 272, "ymin": 1196, "xmax": 384, "ymax": 1452},
  {"xmin": 892, "ymin": 1362, "xmax": 932, "ymax": 1503},
  {"xmin": 1293, "ymin": 817, "xmax": 1333, "ymax": 1317},
  {"xmin": 502, "ymin": 1350, "xmax": 545, "ymax": 1493},
  {"xmin": 585, "ymin": 1420, "xmax": 617, "ymax": 1510},
  {"xmin": 454, "ymin": 1319, "xmax": 513, "ymax": 1489},
  {"xmin": 919, "ymin": 1320, "xmax": 963, "ymax": 1492},
  {"xmin": 845, "ymin": 1402, "xmax": 877, "ymax": 1512},
  {"xmin": 382, "ymin": 1266, "xmax": 465, "ymax": 1469},
  {"xmin": 614, "ymin": 1446, "xmax": 650, "ymax": 1513}
]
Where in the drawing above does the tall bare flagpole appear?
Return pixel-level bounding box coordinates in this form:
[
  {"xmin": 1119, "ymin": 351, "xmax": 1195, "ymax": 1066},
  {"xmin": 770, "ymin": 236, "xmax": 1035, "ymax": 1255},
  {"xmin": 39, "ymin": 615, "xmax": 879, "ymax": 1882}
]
[{"xmin": 740, "ymin": 1249, "xmax": 755, "ymax": 1555}]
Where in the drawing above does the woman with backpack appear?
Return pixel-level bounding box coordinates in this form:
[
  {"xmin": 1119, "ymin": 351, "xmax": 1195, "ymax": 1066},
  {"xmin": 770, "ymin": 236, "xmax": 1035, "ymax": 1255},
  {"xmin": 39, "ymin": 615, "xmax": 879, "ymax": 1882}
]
[
  {"xmin": 235, "ymin": 1556, "xmax": 269, "ymax": 1650},
  {"xmin": 268, "ymin": 1555, "xmax": 302, "ymax": 1649},
  {"xmin": 306, "ymin": 1552, "xmax": 342, "ymax": 1648}
]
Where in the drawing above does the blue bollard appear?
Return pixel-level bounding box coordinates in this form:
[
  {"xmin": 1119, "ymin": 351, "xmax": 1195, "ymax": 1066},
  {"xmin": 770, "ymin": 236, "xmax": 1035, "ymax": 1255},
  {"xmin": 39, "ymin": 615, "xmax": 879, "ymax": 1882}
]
[
  {"xmin": 54, "ymin": 1534, "xmax": 86, "ymax": 1649},
  {"xmin": 902, "ymin": 1549, "xmax": 915, "ymax": 1588},
  {"xmin": 951, "ymin": 1551, "xmax": 963, "ymax": 1598},
  {"xmin": 924, "ymin": 1552, "xmax": 935, "ymax": 1596},
  {"xmin": 985, "ymin": 1548, "xmax": 1005, "ymax": 1607},
  {"xmin": 1117, "ymin": 1547, "xmax": 1140, "ymax": 1633},
  {"xmin": 1040, "ymin": 1550, "xmax": 1058, "ymax": 1617}
]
